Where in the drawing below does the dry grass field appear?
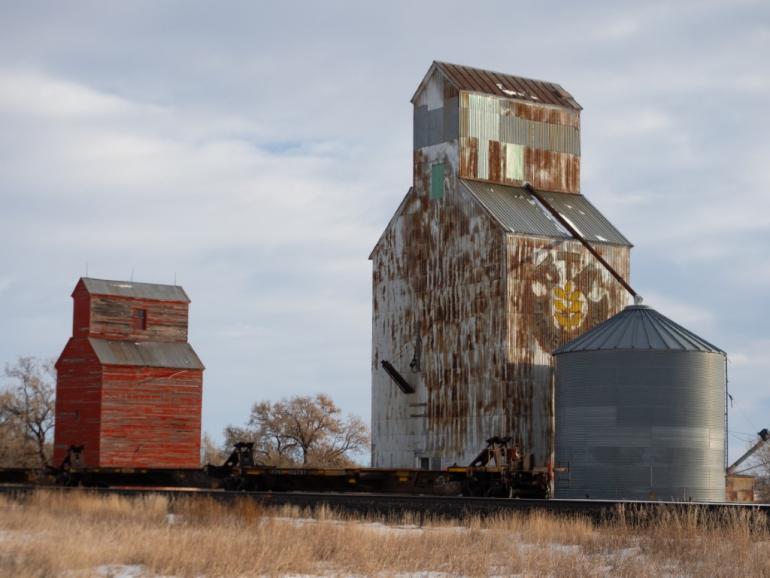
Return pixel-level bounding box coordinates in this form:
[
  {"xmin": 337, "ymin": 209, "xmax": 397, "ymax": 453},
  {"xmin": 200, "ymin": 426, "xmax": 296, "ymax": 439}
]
[{"xmin": 0, "ymin": 491, "xmax": 769, "ymax": 577}]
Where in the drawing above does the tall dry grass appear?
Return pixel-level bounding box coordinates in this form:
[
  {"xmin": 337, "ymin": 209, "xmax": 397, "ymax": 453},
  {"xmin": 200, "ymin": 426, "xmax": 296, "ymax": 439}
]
[{"xmin": 0, "ymin": 491, "xmax": 769, "ymax": 577}]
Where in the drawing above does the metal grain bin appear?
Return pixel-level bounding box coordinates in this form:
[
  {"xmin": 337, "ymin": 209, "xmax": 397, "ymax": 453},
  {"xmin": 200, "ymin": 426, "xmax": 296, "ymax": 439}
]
[{"xmin": 554, "ymin": 304, "xmax": 726, "ymax": 502}]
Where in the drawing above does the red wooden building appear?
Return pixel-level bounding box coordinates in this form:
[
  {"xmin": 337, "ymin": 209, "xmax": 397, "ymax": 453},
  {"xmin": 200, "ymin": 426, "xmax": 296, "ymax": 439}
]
[{"xmin": 54, "ymin": 278, "xmax": 204, "ymax": 468}]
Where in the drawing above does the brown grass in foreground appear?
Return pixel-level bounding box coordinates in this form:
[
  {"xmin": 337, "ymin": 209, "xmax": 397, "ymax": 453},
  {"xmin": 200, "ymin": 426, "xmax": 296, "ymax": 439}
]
[{"xmin": 0, "ymin": 492, "xmax": 769, "ymax": 577}]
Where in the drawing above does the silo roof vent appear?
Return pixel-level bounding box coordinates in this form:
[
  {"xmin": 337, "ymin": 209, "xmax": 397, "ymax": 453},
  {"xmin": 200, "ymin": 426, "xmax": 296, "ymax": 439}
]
[{"xmin": 554, "ymin": 305, "xmax": 724, "ymax": 354}]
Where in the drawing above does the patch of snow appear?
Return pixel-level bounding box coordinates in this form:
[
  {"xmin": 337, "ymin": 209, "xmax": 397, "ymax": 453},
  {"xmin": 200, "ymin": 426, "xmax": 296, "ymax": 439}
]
[
  {"xmin": 95, "ymin": 565, "xmax": 146, "ymax": 578},
  {"xmin": 165, "ymin": 513, "xmax": 178, "ymax": 525},
  {"xmin": 93, "ymin": 565, "xmax": 179, "ymax": 578}
]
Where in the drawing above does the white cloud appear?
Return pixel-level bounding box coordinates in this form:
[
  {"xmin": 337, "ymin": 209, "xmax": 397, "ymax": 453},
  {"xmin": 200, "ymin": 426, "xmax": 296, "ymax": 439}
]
[
  {"xmin": 730, "ymin": 341, "xmax": 770, "ymax": 369},
  {"xmin": 635, "ymin": 290, "xmax": 716, "ymax": 329},
  {"xmin": 0, "ymin": 69, "xmax": 135, "ymax": 118}
]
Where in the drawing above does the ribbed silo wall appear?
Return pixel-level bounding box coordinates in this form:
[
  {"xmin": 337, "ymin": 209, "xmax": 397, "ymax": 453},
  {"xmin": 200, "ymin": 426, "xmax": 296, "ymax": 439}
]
[{"xmin": 555, "ymin": 350, "xmax": 726, "ymax": 502}]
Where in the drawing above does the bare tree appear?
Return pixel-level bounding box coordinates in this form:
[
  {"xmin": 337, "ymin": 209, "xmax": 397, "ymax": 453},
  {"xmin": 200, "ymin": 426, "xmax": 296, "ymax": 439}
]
[
  {"xmin": 226, "ymin": 394, "xmax": 370, "ymax": 467},
  {"xmin": 200, "ymin": 432, "xmax": 227, "ymax": 466},
  {"xmin": 739, "ymin": 439, "xmax": 770, "ymax": 502},
  {"xmin": 1, "ymin": 357, "xmax": 56, "ymax": 467},
  {"xmin": 0, "ymin": 390, "xmax": 38, "ymax": 467}
]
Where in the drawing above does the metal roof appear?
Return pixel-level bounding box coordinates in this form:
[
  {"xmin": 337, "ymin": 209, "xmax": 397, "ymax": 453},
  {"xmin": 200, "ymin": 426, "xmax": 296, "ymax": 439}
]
[
  {"xmin": 81, "ymin": 278, "xmax": 190, "ymax": 303},
  {"xmin": 89, "ymin": 338, "xmax": 204, "ymax": 369},
  {"xmin": 462, "ymin": 180, "xmax": 631, "ymax": 246},
  {"xmin": 415, "ymin": 61, "xmax": 581, "ymax": 110},
  {"xmin": 554, "ymin": 305, "xmax": 724, "ymax": 354}
]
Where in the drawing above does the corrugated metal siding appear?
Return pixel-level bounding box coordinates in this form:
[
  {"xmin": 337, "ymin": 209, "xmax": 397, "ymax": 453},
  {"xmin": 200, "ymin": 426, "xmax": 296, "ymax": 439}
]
[
  {"xmin": 372, "ymin": 132, "xmax": 510, "ymax": 467},
  {"xmin": 88, "ymin": 338, "xmax": 204, "ymax": 370},
  {"xmin": 372, "ymin": 174, "xmax": 631, "ymax": 469},
  {"xmin": 465, "ymin": 180, "xmax": 569, "ymax": 238},
  {"xmin": 506, "ymin": 236, "xmax": 631, "ymax": 466},
  {"xmin": 463, "ymin": 180, "xmax": 631, "ymax": 246},
  {"xmin": 539, "ymin": 191, "xmax": 631, "ymax": 246},
  {"xmin": 464, "ymin": 94, "xmax": 580, "ymax": 157},
  {"xmin": 374, "ymin": 61, "xmax": 631, "ymax": 470},
  {"xmin": 555, "ymin": 350, "xmax": 726, "ymax": 502},
  {"xmin": 433, "ymin": 61, "xmax": 581, "ymax": 110},
  {"xmin": 81, "ymin": 278, "xmax": 190, "ymax": 303},
  {"xmin": 458, "ymin": 92, "xmax": 581, "ymax": 193}
]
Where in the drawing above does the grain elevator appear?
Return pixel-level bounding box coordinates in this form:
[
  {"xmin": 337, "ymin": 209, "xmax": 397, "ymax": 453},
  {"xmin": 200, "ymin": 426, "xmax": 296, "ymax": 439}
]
[{"xmin": 370, "ymin": 62, "xmax": 632, "ymax": 470}]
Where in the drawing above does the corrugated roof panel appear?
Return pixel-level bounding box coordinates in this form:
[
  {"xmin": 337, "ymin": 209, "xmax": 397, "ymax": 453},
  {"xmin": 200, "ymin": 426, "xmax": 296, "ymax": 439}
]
[
  {"xmin": 461, "ymin": 180, "xmax": 631, "ymax": 246},
  {"xmin": 554, "ymin": 305, "xmax": 724, "ymax": 354},
  {"xmin": 435, "ymin": 61, "xmax": 582, "ymax": 110},
  {"xmin": 89, "ymin": 338, "xmax": 204, "ymax": 369},
  {"xmin": 81, "ymin": 278, "xmax": 190, "ymax": 303},
  {"xmin": 538, "ymin": 192, "xmax": 632, "ymax": 247},
  {"xmin": 463, "ymin": 179, "xmax": 569, "ymax": 238}
]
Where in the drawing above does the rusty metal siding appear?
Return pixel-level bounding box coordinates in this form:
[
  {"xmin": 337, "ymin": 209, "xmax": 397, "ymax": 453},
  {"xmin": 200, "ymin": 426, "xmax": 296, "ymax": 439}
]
[
  {"xmin": 371, "ymin": 162, "xmax": 509, "ymax": 467},
  {"xmin": 506, "ymin": 237, "xmax": 631, "ymax": 466},
  {"xmin": 373, "ymin": 61, "xmax": 629, "ymax": 470},
  {"xmin": 459, "ymin": 92, "xmax": 581, "ymax": 193},
  {"xmin": 372, "ymin": 209, "xmax": 631, "ymax": 468}
]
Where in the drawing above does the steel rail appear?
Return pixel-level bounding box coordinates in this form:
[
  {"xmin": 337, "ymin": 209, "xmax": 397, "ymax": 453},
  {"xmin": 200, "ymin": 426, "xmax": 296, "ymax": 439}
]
[{"xmin": 1, "ymin": 484, "xmax": 768, "ymax": 524}]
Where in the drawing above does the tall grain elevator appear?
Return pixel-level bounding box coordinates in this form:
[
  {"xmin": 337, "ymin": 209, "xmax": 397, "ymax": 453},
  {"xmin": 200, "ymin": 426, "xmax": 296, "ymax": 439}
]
[{"xmin": 370, "ymin": 62, "xmax": 632, "ymax": 469}]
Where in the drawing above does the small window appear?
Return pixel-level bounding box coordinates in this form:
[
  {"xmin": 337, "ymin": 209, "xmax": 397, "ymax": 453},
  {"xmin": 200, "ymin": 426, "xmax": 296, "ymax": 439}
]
[
  {"xmin": 419, "ymin": 457, "xmax": 430, "ymax": 470},
  {"xmin": 132, "ymin": 308, "xmax": 147, "ymax": 330},
  {"xmin": 430, "ymin": 163, "xmax": 444, "ymax": 200}
]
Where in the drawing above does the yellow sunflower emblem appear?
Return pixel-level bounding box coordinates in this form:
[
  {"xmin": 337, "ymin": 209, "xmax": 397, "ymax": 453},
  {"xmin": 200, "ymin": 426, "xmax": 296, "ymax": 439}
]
[{"xmin": 553, "ymin": 281, "xmax": 586, "ymax": 330}]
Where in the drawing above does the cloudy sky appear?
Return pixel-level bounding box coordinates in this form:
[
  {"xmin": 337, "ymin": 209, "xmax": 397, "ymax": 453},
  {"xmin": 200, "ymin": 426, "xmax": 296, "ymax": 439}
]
[{"xmin": 0, "ymin": 0, "xmax": 767, "ymax": 463}]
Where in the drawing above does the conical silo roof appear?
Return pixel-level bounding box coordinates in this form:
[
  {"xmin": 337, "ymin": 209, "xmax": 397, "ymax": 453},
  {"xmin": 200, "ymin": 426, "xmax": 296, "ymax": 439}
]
[{"xmin": 554, "ymin": 305, "xmax": 724, "ymax": 354}]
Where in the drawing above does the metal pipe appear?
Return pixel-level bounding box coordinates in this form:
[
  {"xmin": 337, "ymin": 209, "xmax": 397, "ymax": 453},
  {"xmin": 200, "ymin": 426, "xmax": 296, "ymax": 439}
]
[
  {"xmin": 727, "ymin": 428, "xmax": 770, "ymax": 475},
  {"xmin": 523, "ymin": 182, "xmax": 638, "ymax": 300}
]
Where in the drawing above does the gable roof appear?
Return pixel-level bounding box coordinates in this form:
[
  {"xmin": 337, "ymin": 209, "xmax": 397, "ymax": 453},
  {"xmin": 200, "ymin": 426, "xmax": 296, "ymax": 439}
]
[
  {"xmin": 412, "ymin": 61, "xmax": 581, "ymax": 111},
  {"xmin": 79, "ymin": 277, "xmax": 190, "ymax": 303},
  {"xmin": 88, "ymin": 338, "xmax": 204, "ymax": 370},
  {"xmin": 462, "ymin": 180, "xmax": 631, "ymax": 246}
]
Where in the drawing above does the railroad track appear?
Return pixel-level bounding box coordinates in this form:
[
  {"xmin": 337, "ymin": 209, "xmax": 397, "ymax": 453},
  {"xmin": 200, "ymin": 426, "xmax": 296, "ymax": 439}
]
[{"xmin": 1, "ymin": 484, "xmax": 769, "ymax": 523}]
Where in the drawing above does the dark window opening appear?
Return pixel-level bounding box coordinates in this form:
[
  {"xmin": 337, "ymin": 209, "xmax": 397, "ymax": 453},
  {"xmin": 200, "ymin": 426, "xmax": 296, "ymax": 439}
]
[
  {"xmin": 420, "ymin": 457, "xmax": 430, "ymax": 470},
  {"xmin": 133, "ymin": 308, "xmax": 148, "ymax": 330}
]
